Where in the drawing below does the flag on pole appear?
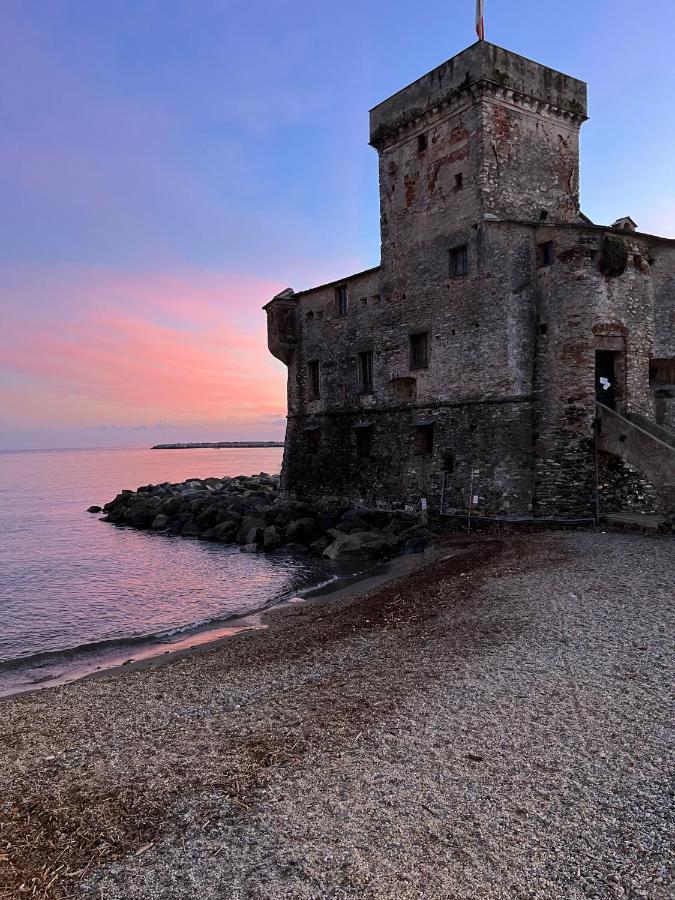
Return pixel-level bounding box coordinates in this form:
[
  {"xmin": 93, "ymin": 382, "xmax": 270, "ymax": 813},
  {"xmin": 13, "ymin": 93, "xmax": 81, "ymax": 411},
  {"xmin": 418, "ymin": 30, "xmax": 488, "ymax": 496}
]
[{"xmin": 476, "ymin": 0, "xmax": 485, "ymax": 40}]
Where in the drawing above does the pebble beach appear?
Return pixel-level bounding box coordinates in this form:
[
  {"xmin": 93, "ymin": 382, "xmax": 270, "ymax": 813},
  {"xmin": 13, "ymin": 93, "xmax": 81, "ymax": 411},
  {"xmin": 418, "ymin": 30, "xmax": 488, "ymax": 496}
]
[{"xmin": 1, "ymin": 530, "xmax": 673, "ymax": 899}]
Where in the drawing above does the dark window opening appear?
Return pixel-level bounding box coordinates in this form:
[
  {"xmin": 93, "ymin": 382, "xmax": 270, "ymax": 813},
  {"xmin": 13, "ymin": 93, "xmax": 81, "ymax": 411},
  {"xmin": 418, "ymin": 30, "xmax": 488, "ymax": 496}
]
[
  {"xmin": 449, "ymin": 245, "xmax": 468, "ymax": 277},
  {"xmin": 371, "ymin": 294, "xmax": 381, "ymax": 303},
  {"xmin": 536, "ymin": 241, "xmax": 554, "ymax": 268},
  {"xmin": 335, "ymin": 284, "xmax": 348, "ymax": 316},
  {"xmin": 409, "ymin": 332, "xmax": 429, "ymax": 370},
  {"xmin": 454, "ymin": 172, "xmax": 463, "ymax": 191},
  {"xmin": 595, "ymin": 350, "xmax": 617, "ymax": 409},
  {"xmin": 360, "ymin": 296, "xmax": 368, "ymax": 306},
  {"xmin": 355, "ymin": 426, "xmax": 373, "ymax": 459},
  {"xmin": 442, "ymin": 452, "xmax": 454, "ymax": 473},
  {"xmin": 650, "ymin": 358, "xmax": 675, "ymax": 385},
  {"xmin": 539, "ymin": 323, "xmax": 548, "ymax": 336},
  {"xmin": 417, "ymin": 133, "xmax": 428, "ymax": 152},
  {"xmin": 305, "ymin": 428, "xmax": 321, "ymax": 454},
  {"xmin": 415, "ymin": 424, "xmax": 434, "ymax": 456},
  {"xmin": 305, "ymin": 310, "xmax": 314, "ymax": 321},
  {"xmin": 539, "ymin": 209, "xmax": 548, "ymax": 220},
  {"xmin": 308, "ymin": 360, "xmax": 320, "ymax": 400},
  {"xmin": 358, "ymin": 350, "xmax": 373, "ymax": 394}
]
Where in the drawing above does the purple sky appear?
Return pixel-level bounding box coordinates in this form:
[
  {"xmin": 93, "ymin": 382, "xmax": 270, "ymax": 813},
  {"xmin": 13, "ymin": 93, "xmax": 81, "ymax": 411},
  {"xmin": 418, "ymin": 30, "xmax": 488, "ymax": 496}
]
[{"xmin": 1, "ymin": 0, "xmax": 673, "ymax": 450}]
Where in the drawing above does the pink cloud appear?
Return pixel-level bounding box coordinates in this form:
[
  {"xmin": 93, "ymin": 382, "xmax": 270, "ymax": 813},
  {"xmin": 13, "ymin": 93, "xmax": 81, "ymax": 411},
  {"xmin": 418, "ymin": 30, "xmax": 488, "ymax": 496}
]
[{"xmin": 0, "ymin": 265, "xmax": 289, "ymax": 441}]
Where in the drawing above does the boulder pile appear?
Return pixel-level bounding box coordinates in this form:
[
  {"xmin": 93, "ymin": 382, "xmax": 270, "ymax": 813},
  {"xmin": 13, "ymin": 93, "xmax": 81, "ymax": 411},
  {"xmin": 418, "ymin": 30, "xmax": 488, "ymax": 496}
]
[{"xmin": 97, "ymin": 473, "xmax": 434, "ymax": 560}]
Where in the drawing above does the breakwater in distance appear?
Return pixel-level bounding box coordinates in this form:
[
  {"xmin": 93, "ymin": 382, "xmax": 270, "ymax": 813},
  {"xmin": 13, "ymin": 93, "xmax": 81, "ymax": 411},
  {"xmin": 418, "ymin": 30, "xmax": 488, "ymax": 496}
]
[
  {"xmin": 99, "ymin": 474, "xmax": 435, "ymax": 561},
  {"xmin": 152, "ymin": 441, "xmax": 284, "ymax": 449}
]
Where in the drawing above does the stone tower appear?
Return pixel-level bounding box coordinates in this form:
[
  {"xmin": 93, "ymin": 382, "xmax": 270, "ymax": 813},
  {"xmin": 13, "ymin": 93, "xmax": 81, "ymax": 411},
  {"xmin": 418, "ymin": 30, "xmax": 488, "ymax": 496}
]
[{"xmin": 370, "ymin": 41, "xmax": 588, "ymax": 299}]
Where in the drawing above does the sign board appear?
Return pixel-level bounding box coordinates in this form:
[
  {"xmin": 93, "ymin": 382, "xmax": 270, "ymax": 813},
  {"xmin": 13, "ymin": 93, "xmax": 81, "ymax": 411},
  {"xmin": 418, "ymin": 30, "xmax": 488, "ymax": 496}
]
[{"xmin": 420, "ymin": 498, "xmax": 428, "ymax": 510}]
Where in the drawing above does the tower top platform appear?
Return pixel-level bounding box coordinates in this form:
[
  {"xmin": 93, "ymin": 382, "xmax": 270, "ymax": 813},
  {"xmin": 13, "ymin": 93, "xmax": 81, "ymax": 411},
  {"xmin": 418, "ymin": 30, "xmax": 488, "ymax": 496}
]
[{"xmin": 370, "ymin": 41, "xmax": 587, "ymax": 148}]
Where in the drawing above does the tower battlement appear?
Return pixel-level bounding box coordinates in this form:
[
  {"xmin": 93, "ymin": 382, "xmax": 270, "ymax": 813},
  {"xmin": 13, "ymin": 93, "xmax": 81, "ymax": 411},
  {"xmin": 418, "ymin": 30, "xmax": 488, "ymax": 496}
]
[{"xmin": 370, "ymin": 41, "xmax": 587, "ymax": 149}]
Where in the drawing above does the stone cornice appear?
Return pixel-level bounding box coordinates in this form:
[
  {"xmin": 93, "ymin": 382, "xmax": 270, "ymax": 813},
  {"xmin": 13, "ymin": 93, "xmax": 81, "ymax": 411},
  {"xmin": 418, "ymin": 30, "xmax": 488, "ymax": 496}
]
[{"xmin": 370, "ymin": 77, "xmax": 586, "ymax": 152}]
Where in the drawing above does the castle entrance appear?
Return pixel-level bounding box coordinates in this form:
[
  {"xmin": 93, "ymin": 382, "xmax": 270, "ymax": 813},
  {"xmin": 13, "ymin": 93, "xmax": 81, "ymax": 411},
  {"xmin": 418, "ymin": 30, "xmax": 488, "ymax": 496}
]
[{"xmin": 595, "ymin": 350, "xmax": 617, "ymax": 409}]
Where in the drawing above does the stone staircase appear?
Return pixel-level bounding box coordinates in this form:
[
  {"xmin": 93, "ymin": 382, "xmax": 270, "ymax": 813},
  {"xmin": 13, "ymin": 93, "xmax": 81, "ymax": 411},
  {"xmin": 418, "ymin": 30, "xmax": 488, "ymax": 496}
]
[{"xmin": 596, "ymin": 403, "xmax": 675, "ymax": 517}]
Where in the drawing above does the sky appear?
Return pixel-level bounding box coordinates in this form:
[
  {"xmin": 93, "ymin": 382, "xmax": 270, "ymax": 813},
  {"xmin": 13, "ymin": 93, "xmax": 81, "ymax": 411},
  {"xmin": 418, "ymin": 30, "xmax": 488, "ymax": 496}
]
[{"xmin": 1, "ymin": 0, "xmax": 674, "ymax": 450}]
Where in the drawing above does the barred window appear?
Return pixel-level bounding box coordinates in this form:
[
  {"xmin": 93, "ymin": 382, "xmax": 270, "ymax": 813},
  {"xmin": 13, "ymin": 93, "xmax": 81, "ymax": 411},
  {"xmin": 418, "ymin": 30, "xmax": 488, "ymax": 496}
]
[
  {"xmin": 335, "ymin": 284, "xmax": 348, "ymax": 316},
  {"xmin": 536, "ymin": 241, "xmax": 554, "ymax": 268},
  {"xmin": 449, "ymin": 245, "xmax": 468, "ymax": 277},
  {"xmin": 409, "ymin": 332, "xmax": 429, "ymax": 370},
  {"xmin": 358, "ymin": 351, "xmax": 373, "ymax": 393},
  {"xmin": 308, "ymin": 360, "xmax": 320, "ymax": 399}
]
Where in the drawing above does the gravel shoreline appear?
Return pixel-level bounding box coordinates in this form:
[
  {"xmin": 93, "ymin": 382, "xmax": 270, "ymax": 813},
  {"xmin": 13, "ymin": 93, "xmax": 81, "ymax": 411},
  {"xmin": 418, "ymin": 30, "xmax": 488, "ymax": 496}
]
[{"xmin": 1, "ymin": 531, "xmax": 673, "ymax": 899}]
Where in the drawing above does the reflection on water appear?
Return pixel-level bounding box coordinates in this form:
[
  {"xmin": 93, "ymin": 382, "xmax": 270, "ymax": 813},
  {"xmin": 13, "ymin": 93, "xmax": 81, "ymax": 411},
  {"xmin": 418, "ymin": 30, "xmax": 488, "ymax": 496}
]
[{"xmin": 0, "ymin": 447, "xmax": 333, "ymax": 696}]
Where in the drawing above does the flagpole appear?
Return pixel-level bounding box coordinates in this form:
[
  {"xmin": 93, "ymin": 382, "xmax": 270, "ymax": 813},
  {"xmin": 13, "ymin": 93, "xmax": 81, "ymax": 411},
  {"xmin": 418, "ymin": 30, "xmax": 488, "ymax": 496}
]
[{"xmin": 476, "ymin": 0, "xmax": 485, "ymax": 41}]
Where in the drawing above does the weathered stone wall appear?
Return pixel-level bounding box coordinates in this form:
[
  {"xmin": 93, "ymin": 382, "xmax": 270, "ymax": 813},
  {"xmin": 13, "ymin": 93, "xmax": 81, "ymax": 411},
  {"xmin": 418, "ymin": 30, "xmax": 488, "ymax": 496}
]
[
  {"xmin": 280, "ymin": 219, "xmax": 540, "ymax": 514},
  {"xmin": 531, "ymin": 224, "xmax": 667, "ymax": 514},
  {"xmin": 266, "ymin": 41, "xmax": 673, "ymax": 520},
  {"xmin": 650, "ymin": 242, "xmax": 675, "ymax": 429},
  {"xmin": 598, "ymin": 451, "xmax": 659, "ymax": 514}
]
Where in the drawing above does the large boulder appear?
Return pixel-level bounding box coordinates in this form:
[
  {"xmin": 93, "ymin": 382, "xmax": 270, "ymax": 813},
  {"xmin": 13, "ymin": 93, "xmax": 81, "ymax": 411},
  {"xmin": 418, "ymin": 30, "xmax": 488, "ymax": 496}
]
[
  {"xmin": 245, "ymin": 526, "xmax": 264, "ymax": 546},
  {"xmin": 263, "ymin": 525, "xmax": 284, "ymax": 550},
  {"xmin": 237, "ymin": 514, "xmax": 266, "ymax": 543},
  {"xmin": 124, "ymin": 503, "xmax": 157, "ymax": 528},
  {"xmin": 157, "ymin": 495, "xmax": 185, "ymax": 516},
  {"xmin": 310, "ymin": 536, "xmax": 331, "ymax": 556},
  {"xmin": 196, "ymin": 506, "xmax": 221, "ymax": 529},
  {"xmin": 214, "ymin": 520, "xmax": 238, "ymax": 543},
  {"xmin": 285, "ymin": 517, "xmax": 319, "ymax": 544},
  {"xmin": 322, "ymin": 531, "xmax": 402, "ymax": 561},
  {"xmin": 151, "ymin": 514, "xmax": 169, "ymax": 530},
  {"xmin": 181, "ymin": 519, "xmax": 200, "ymax": 537}
]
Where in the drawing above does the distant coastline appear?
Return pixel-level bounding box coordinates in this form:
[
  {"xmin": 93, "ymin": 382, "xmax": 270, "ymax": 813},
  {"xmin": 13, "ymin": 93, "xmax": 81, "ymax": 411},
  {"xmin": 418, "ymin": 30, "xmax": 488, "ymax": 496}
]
[{"xmin": 151, "ymin": 441, "xmax": 284, "ymax": 449}]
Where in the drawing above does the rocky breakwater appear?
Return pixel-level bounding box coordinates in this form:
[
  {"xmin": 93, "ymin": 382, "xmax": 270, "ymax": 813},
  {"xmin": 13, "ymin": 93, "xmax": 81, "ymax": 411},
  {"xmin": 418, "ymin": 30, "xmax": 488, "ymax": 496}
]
[{"xmin": 97, "ymin": 474, "xmax": 434, "ymax": 561}]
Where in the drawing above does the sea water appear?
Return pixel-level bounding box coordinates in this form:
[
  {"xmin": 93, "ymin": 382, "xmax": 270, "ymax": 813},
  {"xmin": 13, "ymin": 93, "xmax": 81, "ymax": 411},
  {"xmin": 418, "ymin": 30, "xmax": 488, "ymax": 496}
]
[{"xmin": 0, "ymin": 447, "xmax": 338, "ymax": 696}]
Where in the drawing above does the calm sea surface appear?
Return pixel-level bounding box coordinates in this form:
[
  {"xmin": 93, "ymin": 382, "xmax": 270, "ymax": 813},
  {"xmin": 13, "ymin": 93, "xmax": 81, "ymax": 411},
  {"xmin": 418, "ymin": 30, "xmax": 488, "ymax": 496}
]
[{"xmin": 0, "ymin": 447, "xmax": 337, "ymax": 696}]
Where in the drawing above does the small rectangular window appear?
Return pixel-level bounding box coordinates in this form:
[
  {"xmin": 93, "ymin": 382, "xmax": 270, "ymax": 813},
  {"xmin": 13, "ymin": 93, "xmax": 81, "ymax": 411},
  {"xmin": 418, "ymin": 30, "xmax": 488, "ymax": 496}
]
[
  {"xmin": 335, "ymin": 284, "xmax": 348, "ymax": 316},
  {"xmin": 417, "ymin": 133, "xmax": 428, "ymax": 152},
  {"xmin": 536, "ymin": 241, "xmax": 554, "ymax": 268},
  {"xmin": 415, "ymin": 424, "xmax": 434, "ymax": 456},
  {"xmin": 358, "ymin": 351, "xmax": 373, "ymax": 393},
  {"xmin": 454, "ymin": 172, "xmax": 463, "ymax": 191},
  {"xmin": 308, "ymin": 360, "xmax": 320, "ymax": 399},
  {"xmin": 305, "ymin": 428, "xmax": 321, "ymax": 454},
  {"xmin": 355, "ymin": 426, "xmax": 373, "ymax": 459},
  {"xmin": 409, "ymin": 332, "xmax": 429, "ymax": 370},
  {"xmin": 449, "ymin": 245, "xmax": 468, "ymax": 277}
]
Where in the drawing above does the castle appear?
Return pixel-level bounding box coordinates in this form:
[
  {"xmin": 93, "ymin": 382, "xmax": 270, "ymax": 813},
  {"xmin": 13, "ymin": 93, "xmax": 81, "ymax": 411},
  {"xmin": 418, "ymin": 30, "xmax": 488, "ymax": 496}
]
[{"xmin": 265, "ymin": 41, "xmax": 674, "ymax": 519}]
